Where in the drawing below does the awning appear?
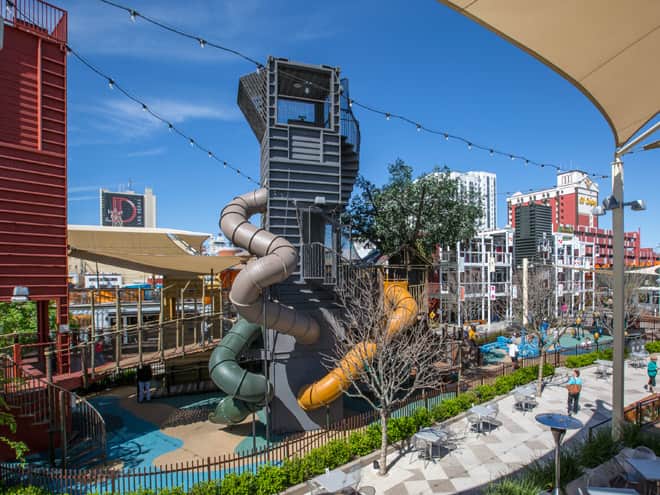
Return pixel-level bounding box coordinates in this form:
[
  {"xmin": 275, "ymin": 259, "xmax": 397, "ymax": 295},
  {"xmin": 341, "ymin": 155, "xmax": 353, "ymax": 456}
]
[
  {"xmin": 68, "ymin": 225, "xmax": 245, "ymax": 278},
  {"xmin": 437, "ymin": 1, "xmax": 660, "ymax": 147}
]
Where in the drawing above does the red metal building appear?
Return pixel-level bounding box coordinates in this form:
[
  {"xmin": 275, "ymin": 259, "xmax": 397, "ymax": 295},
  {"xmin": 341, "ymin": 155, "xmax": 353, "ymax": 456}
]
[{"xmin": 0, "ymin": 0, "xmax": 68, "ymax": 341}]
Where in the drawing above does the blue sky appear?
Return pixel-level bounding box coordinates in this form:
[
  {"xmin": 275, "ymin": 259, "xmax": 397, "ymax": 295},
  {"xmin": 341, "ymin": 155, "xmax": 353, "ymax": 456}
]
[{"xmin": 64, "ymin": 0, "xmax": 659, "ymax": 247}]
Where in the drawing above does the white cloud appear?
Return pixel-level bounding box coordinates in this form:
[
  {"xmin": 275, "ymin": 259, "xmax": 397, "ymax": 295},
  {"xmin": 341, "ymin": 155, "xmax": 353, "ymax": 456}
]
[
  {"xmin": 68, "ymin": 185, "xmax": 102, "ymax": 193},
  {"xmin": 68, "ymin": 195, "xmax": 98, "ymax": 202},
  {"xmin": 126, "ymin": 147, "xmax": 167, "ymax": 157},
  {"xmin": 71, "ymin": 96, "xmax": 240, "ymax": 144}
]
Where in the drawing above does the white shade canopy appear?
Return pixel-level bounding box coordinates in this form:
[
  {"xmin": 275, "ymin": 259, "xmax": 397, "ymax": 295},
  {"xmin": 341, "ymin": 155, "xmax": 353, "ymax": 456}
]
[{"xmin": 438, "ymin": 0, "xmax": 660, "ymax": 147}]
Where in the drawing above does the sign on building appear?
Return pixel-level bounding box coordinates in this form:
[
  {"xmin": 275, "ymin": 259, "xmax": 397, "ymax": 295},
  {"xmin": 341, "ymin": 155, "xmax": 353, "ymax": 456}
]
[{"xmin": 101, "ymin": 191, "xmax": 145, "ymax": 227}]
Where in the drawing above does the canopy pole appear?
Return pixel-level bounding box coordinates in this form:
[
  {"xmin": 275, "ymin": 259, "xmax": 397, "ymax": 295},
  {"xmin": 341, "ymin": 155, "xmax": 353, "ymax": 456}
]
[{"xmin": 611, "ymin": 121, "xmax": 659, "ymax": 439}]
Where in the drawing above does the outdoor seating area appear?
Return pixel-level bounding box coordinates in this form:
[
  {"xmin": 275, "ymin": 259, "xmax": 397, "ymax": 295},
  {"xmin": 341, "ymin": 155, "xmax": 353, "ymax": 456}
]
[
  {"xmin": 596, "ymin": 359, "xmax": 614, "ymax": 380},
  {"xmin": 513, "ymin": 384, "xmax": 538, "ymax": 413},
  {"xmin": 630, "ymin": 351, "xmax": 650, "ymax": 369}
]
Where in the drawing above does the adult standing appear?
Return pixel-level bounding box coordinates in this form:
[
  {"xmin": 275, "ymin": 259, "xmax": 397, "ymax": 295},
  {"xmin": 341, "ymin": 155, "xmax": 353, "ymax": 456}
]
[
  {"xmin": 646, "ymin": 356, "xmax": 657, "ymax": 393},
  {"xmin": 567, "ymin": 369, "xmax": 582, "ymax": 416},
  {"xmin": 137, "ymin": 362, "xmax": 153, "ymax": 403},
  {"xmin": 508, "ymin": 337, "xmax": 519, "ymax": 370}
]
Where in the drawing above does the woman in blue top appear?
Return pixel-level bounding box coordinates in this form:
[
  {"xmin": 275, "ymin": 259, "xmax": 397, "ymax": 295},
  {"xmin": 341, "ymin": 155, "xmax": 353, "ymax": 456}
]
[
  {"xmin": 567, "ymin": 369, "xmax": 582, "ymax": 416},
  {"xmin": 646, "ymin": 356, "xmax": 657, "ymax": 393}
]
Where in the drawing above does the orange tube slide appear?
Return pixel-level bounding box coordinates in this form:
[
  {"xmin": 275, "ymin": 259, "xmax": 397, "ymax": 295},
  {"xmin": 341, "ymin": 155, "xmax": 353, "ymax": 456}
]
[{"xmin": 297, "ymin": 282, "xmax": 419, "ymax": 411}]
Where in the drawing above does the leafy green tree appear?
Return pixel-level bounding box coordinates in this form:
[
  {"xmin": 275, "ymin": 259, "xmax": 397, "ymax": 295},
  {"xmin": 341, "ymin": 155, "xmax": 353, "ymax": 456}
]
[{"xmin": 345, "ymin": 160, "xmax": 482, "ymax": 263}]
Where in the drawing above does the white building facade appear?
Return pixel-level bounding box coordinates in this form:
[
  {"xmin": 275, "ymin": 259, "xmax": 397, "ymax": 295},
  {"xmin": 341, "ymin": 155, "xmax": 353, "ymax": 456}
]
[{"xmin": 450, "ymin": 171, "xmax": 497, "ymax": 231}]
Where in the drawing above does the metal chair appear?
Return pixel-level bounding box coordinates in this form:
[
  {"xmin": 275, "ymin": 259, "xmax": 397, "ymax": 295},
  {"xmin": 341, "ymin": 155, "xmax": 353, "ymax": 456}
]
[
  {"xmin": 614, "ymin": 457, "xmax": 644, "ymax": 491},
  {"xmin": 465, "ymin": 412, "xmax": 483, "ymax": 434},
  {"xmin": 632, "ymin": 446, "xmax": 656, "ymax": 459}
]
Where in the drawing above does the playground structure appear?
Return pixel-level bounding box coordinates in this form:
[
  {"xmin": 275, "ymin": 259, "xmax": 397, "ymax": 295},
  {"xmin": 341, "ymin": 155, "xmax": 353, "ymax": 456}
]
[{"xmin": 206, "ymin": 57, "xmax": 431, "ymax": 432}]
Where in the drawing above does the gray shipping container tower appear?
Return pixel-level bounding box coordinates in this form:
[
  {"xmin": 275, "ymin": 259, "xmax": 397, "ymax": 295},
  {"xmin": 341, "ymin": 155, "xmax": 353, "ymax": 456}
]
[{"xmin": 237, "ymin": 57, "xmax": 360, "ymax": 432}]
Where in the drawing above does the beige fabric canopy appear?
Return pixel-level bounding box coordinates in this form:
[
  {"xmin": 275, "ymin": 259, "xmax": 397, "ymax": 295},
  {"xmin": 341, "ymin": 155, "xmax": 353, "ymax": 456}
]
[
  {"xmin": 437, "ymin": 0, "xmax": 660, "ymax": 147},
  {"xmin": 68, "ymin": 225, "xmax": 245, "ymax": 278}
]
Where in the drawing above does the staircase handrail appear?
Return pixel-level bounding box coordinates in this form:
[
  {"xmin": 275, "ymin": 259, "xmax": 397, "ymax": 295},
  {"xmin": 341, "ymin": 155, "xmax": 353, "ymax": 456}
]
[{"xmin": 0, "ymin": 354, "xmax": 106, "ymax": 466}]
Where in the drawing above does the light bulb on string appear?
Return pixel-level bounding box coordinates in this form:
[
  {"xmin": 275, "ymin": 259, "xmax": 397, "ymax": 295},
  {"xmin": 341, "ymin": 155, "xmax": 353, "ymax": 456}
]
[
  {"xmin": 108, "ymin": 78, "xmax": 115, "ymax": 90},
  {"xmin": 444, "ymin": 134, "xmax": 449, "ymax": 141},
  {"xmin": 167, "ymin": 123, "xmax": 173, "ymax": 132},
  {"xmin": 525, "ymin": 160, "xmax": 529, "ymax": 166},
  {"xmin": 348, "ymin": 99, "xmax": 353, "ymax": 108},
  {"xmin": 467, "ymin": 142, "xmax": 472, "ymax": 150},
  {"xmin": 510, "ymin": 155, "xmax": 515, "ymax": 161},
  {"xmin": 416, "ymin": 124, "xmax": 421, "ymax": 132},
  {"xmin": 129, "ymin": 10, "xmax": 137, "ymax": 22},
  {"xmin": 141, "ymin": 104, "xmax": 148, "ymax": 112},
  {"xmin": 385, "ymin": 113, "xmax": 391, "ymax": 121},
  {"xmin": 189, "ymin": 138, "xmax": 195, "ymax": 147},
  {"xmin": 208, "ymin": 151, "xmax": 213, "ymax": 158},
  {"xmin": 489, "ymin": 149, "xmax": 494, "ymax": 157},
  {"xmin": 223, "ymin": 162, "xmax": 227, "ymax": 168},
  {"xmin": 199, "ymin": 39, "xmax": 206, "ymax": 48}
]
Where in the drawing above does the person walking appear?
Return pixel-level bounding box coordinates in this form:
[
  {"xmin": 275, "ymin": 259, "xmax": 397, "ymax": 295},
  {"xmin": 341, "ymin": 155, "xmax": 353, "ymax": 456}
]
[
  {"xmin": 646, "ymin": 356, "xmax": 657, "ymax": 393},
  {"xmin": 137, "ymin": 362, "xmax": 153, "ymax": 403},
  {"xmin": 567, "ymin": 369, "xmax": 582, "ymax": 416},
  {"xmin": 508, "ymin": 337, "xmax": 519, "ymax": 370}
]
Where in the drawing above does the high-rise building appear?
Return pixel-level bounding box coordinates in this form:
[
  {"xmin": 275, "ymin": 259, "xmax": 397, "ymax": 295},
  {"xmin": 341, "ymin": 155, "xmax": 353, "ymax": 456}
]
[
  {"xmin": 507, "ymin": 170, "xmax": 599, "ymax": 231},
  {"xmin": 450, "ymin": 171, "xmax": 497, "ymax": 231},
  {"xmin": 0, "ymin": 1, "xmax": 69, "ymax": 337},
  {"xmin": 514, "ymin": 203, "xmax": 553, "ymax": 267}
]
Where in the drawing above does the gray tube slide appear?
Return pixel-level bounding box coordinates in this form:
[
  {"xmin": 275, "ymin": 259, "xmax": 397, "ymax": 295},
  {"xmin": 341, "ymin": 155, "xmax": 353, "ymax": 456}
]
[
  {"xmin": 208, "ymin": 318, "xmax": 272, "ymax": 424},
  {"xmin": 220, "ymin": 188, "xmax": 320, "ymax": 345}
]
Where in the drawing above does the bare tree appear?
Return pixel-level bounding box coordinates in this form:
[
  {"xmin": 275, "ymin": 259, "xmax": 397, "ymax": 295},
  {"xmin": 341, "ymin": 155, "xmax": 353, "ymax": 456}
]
[
  {"xmin": 595, "ymin": 271, "xmax": 650, "ymax": 333},
  {"xmin": 512, "ymin": 265, "xmax": 570, "ymax": 395},
  {"xmin": 325, "ymin": 269, "xmax": 447, "ymax": 475}
]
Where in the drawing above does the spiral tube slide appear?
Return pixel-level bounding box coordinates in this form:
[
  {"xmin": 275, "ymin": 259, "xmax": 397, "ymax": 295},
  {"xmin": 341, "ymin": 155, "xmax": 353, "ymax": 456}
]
[
  {"xmin": 208, "ymin": 318, "xmax": 272, "ymax": 424},
  {"xmin": 297, "ymin": 282, "xmax": 418, "ymax": 411},
  {"xmin": 219, "ymin": 188, "xmax": 320, "ymax": 344}
]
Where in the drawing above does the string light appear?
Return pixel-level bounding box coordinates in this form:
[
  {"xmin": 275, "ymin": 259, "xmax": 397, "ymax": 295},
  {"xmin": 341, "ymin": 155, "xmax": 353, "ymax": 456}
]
[
  {"xmin": 108, "ymin": 78, "xmax": 115, "ymax": 89},
  {"xmin": 96, "ymin": 0, "xmax": 608, "ymax": 179},
  {"xmin": 467, "ymin": 142, "xmax": 472, "ymax": 150},
  {"xmin": 189, "ymin": 138, "xmax": 195, "ymax": 147},
  {"xmin": 141, "ymin": 103, "xmax": 148, "ymax": 112},
  {"xmin": 167, "ymin": 123, "xmax": 173, "ymax": 132},
  {"xmin": 489, "ymin": 149, "xmax": 494, "ymax": 157},
  {"xmin": 208, "ymin": 151, "xmax": 213, "ymax": 158}
]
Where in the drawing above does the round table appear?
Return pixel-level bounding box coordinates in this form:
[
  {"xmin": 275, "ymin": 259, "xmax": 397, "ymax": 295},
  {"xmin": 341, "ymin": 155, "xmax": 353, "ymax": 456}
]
[{"xmin": 536, "ymin": 413, "xmax": 583, "ymax": 495}]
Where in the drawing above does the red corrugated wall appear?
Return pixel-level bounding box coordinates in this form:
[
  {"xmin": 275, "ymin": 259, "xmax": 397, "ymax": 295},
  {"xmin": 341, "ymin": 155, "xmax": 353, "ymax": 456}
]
[{"xmin": 0, "ymin": 2, "xmax": 68, "ymax": 329}]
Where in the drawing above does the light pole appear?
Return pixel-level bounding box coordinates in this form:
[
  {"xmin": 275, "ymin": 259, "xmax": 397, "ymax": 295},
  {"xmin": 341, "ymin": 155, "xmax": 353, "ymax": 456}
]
[{"xmin": 594, "ymin": 119, "xmax": 659, "ymax": 438}]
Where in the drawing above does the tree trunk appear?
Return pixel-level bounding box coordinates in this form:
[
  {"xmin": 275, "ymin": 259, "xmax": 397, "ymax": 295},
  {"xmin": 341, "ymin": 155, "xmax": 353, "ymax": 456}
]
[
  {"xmin": 379, "ymin": 409, "xmax": 388, "ymax": 476},
  {"xmin": 537, "ymin": 350, "xmax": 545, "ymax": 396}
]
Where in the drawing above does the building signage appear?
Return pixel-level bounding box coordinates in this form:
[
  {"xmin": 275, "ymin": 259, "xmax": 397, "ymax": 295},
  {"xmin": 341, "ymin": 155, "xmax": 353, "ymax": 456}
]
[
  {"xmin": 578, "ymin": 194, "xmax": 598, "ymax": 215},
  {"xmin": 101, "ymin": 191, "xmax": 145, "ymax": 227},
  {"xmin": 490, "ymin": 285, "xmax": 496, "ymax": 300}
]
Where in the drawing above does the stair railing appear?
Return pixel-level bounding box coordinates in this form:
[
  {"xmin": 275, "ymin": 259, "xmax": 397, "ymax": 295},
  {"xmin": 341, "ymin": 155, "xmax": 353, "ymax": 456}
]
[{"xmin": 0, "ymin": 354, "xmax": 106, "ymax": 467}]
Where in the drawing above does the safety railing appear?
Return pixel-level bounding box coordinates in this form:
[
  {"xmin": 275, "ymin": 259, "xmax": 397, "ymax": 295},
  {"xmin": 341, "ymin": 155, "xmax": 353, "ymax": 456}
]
[
  {"xmin": 0, "ymin": 354, "xmax": 106, "ymax": 468},
  {"xmin": 1, "ymin": 0, "xmax": 67, "ymax": 43},
  {"xmin": 301, "ymin": 242, "xmax": 339, "ymax": 285}
]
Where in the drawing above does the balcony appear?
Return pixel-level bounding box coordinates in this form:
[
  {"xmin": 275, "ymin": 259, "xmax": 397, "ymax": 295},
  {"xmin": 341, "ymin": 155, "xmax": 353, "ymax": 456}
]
[{"xmin": 1, "ymin": 0, "xmax": 67, "ymax": 43}]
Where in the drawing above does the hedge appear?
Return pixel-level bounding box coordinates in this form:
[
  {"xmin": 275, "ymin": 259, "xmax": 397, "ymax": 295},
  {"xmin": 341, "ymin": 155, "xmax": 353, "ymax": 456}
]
[
  {"xmin": 564, "ymin": 348, "xmax": 613, "ymax": 368},
  {"xmin": 646, "ymin": 341, "xmax": 660, "ymax": 354},
  {"xmin": 1, "ymin": 364, "xmax": 554, "ymax": 495}
]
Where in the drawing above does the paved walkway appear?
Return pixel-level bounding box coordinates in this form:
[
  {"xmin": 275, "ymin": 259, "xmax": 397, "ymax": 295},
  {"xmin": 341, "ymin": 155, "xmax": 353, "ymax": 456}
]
[{"xmin": 355, "ymin": 363, "xmax": 651, "ymax": 495}]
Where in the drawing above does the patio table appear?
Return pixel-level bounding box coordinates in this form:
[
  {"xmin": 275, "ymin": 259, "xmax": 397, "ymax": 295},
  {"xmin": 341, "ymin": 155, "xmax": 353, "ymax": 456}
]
[
  {"xmin": 413, "ymin": 427, "xmax": 448, "ymax": 460},
  {"xmin": 586, "ymin": 488, "xmax": 639, "ymax": 495},
  {"xmin": 309, "ymin": 469, "xmax": 359, "ymax": 494},
  {"xmin": 469, "ymin": 404, "xmax": 497, "ymax": 432},
  {"xmin": 625, "ymin": 458, "xmax": 660, "ymax": 494}
]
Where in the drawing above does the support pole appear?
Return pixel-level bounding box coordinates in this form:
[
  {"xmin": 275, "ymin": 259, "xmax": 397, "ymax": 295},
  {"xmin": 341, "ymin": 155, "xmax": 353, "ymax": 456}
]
[
  {"xmin": 612, "ymin": 156, "xmax": 625, "ymax": 439},
  {"xmin": 115, "ymin": 288, "xmax": 121, "ymax": 371},
  {"xmin": 90, "ymin": 291, "xmax": 96, "ymax": 378},
  {"xmin": 159, "ymin": 286, "xmax": 165, "ymax": 362},
  {"xmin": 522, "ymin": 258, "xmax": 529, "ymax": 327},
  {"xmin": 137, "ymin": 288, "xmax": 143, "ymax": 365}
]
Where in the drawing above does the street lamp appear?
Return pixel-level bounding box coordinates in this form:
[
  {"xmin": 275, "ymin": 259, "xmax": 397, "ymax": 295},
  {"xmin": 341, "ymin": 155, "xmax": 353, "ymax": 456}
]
[{"xmin": 10, "ymin": 286, "xmax": 30, "ymax": 303}]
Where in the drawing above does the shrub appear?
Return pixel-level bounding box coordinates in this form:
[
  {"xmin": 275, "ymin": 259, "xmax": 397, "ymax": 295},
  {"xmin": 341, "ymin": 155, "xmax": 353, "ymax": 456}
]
[
  {"xmin": 189, "ymin": 481, "xmax": 220, "ymax": 495},
  {"xmin": 280, "ymin": 458, "xmax": 306, "ymax": 486},
  {"xmin": 525, "ymin": 448, "xmax": 583, "ymax": 491},
  {"xmin": 578, "ymin": 428, "xmax": 620, "ymax": 468},
  {"xmin": 0, "ymin": 488, "xmax": 52, "ymax": 495},
  {"xmin": 347, "ymin": 431, "xmax": 374, "ymax": 457},
  {"xmin": 322, "ymin": 440, "xmax": 351, "ymax": 469},
  {"xmin": 219, "ymin": 472, "xmax": 256, "ymax": 495},
  {"xmin": 565, "ymin": 349, "xmax": 612, "ymax": 368},
  {"xmin": 484, "ymin": 477, "xmax": 544, "ymax": 495},
  {"xmin": 158, "ymin": 488, "xmax": 186, "ymax": 495},
  {"xmin": 646, "ymin": 341, "xmax": 660, "ymax": 354},
  {"xmin": 411, "ymin": 407, "xmax": 432, "ymax": 430},
  {"xmin": 387, "ymin": 416, "xmax": 416, "ymax": 443},
  {"xmin": 254, "ymin": 465, "xmax": 287, "ymax": 495}
]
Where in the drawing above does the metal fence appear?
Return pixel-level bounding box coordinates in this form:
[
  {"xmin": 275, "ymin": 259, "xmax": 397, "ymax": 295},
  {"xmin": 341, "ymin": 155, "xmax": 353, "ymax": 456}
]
[
  {"xmin": 1, "ymin": 0, "xmax": 67, "ymax": 43},
  {"xmin": 0, "ymin": 355, "xmax": 106, "ymax": 469}
]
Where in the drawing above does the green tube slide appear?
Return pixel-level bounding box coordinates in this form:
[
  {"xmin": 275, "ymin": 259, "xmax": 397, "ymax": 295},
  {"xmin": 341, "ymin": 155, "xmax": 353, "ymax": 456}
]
[{"xmin": 208, "ymin": 318, "xmax": 272, "ymax": 425}]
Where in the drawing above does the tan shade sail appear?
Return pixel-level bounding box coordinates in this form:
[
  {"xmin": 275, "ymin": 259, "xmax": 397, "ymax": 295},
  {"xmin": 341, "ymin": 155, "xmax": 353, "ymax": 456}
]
[
  {"xmin": 68, "ymin": 225, "xmax": 245, "ymax": 278},
  {"xmin": 438, "ymin": 0, "xmax": 660, "ymax": 147}
]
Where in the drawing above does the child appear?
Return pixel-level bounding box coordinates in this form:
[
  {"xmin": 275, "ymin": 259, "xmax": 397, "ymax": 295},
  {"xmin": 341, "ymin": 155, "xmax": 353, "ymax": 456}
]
[
  {"xmin": 567, "ymin": 369, "xmax": 582, "ymax": 416},
  {"xmin": 646, "ymin": 356, "xmax": 657, "ymax": 393}
]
